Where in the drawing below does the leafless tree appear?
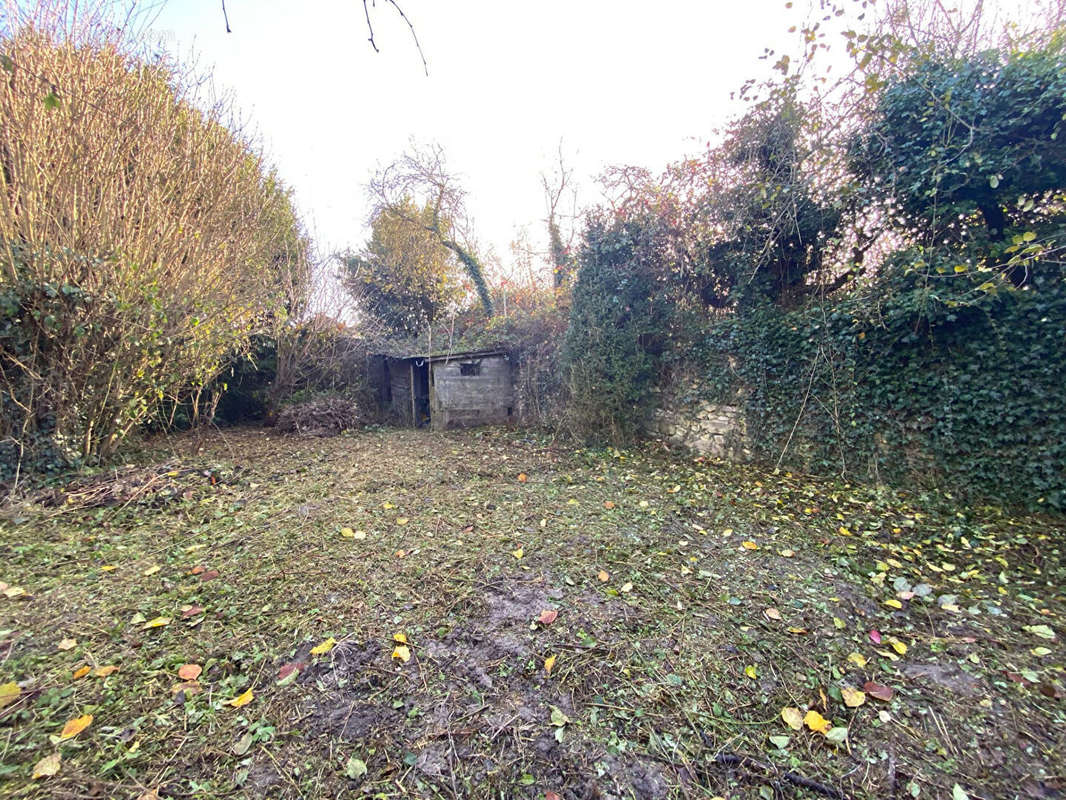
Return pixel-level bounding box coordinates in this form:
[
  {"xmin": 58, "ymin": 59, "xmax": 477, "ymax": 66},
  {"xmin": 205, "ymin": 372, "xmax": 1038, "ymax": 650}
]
[{"xmin": 368, "ymin": 141, "xmax": 493, "ymax": 314}]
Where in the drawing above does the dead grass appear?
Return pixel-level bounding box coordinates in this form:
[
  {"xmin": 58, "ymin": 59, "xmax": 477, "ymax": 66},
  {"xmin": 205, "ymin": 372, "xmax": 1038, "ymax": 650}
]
[{"xmin": 0, "ymin": 427, "xmax": 1063, "ymax": 800}]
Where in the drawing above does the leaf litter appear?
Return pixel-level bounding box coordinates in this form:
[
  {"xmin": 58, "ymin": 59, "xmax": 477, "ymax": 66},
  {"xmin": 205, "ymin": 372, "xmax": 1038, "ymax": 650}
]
[{"xmin": 0, "ymin": 426, "xmax": 1062, "ymax": 798}]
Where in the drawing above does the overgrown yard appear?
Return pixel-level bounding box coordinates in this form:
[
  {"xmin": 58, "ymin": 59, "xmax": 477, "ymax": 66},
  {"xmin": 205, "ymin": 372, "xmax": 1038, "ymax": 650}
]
[{"xmin": 0, "ymin": 428, "xmax": 1063, "ymax": 800}]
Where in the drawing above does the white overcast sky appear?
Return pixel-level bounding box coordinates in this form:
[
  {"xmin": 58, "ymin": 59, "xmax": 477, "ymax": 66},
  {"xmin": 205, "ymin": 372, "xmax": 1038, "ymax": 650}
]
[{"xmin": 145, "ymin": 0, "xmax": 839, "ymax": 276}]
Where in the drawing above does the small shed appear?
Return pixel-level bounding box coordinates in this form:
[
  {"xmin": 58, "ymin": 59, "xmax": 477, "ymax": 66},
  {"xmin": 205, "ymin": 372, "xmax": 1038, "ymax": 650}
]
[{"xmin": 373, "ymin": 349, "xmax": 514, "ymax": 430}]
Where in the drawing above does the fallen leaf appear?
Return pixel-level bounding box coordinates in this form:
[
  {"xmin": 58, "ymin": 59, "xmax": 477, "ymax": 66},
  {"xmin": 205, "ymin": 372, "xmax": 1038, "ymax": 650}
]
[
  {"xmin": 57, "ymin": 638, "xmax": 76, "ymax": 651},
  {"xmin": 538, "ymin": 609, "xmax": 559, "ymax": 625},
  {"xmin": 887, "ymin": 637, "xmax": 908, "ymax": 655},
  {"xmin": 544, "ymin": 654, "xmax": 557, "ymax": 673},
  {"xmin": 769, "ymin": 734, "xmax": 790, "ymax": 749},
  {"xmin": 2, "ymin": 585, "xmax": 26, "ymax": 598},
  {"xmin": 199, "ymin": 569, "xmax": 219, "ymax": 582},
  {"xmin": 59, "ymin": 714, "xmax": 93, "ymax": 740},
  {"xmin": 952, "ymin": 784, "xmax": 971, "ymax": 800},
  {"xmin": 143, "ymin": 565, "xmax": 161, "ymax": 577},
  {"xmin": 847, "ymin": 652, "xmax": 868, "ymax": 668},
  {"xmin": 741, "ymin": 540, "xmax": 759, "ymax": 550},
  {"xmin": 143, "ymin": 616, "xmax": 171, "ymax": 629},
  {"xmin": 744, "ymin": 664, "xmax": 758, "ymax": 680},
  {"xmin": 884, "ymin": 598, "xmax": 903, "ymax": 609},
  {"xmin": 72, "ymin": 665, "xmax": 91, "ymax": 680},
  {"xmin": 603, "ymin": 500, "xmax": 615, "ymax": 509},
  {"xmin": 787, "ymin": 626, "xmax": 808, "ymax": 634},
  {"xmin": 764, "ymin": 607, "xmax": 782, "ymax": 621},
  {"xmin": 395, "ymin": 517, "xmax": 409, "ymax": 526},
  {"xmin": 779, "ymin": 549, "xmax": 795, "ymax": 558},
  {"xmin": 181, "ymin": 605, "xmax": 204, "ymax": 619},
  {"xmin": 863, "ymin": 681, "xmax": 894, "ymax": 701},
  {"xmin": 803, "ymin": 709, "xmax": 831, "ymax": 734},
  {"xmin": 868, "ymin": 629, "xmax": 882, "ymax": 644},
  {"xmin": 517, "ymin": 473, "xmax": 528, "ymax": 483},
  {"xmin": 93, "ymin": 665, "xmax": 119, "ymax": 678},
  {"xmin": 228, "ymin": 688, "xmax": 253, "ymax": 707},
  {"xmin": 841, "ymin": 687, "xmax": 866, "ymax": 707},
  {"xmin": 597, "ymin": 570, "xmax": 610, "ymax": 582},
  {"xmin": 178, "ymin": 664, "xmax": 202, "ymax": 680},
  {"xmin": 546, "ymin": 793, "xmax": 562, "ymax": 800},
  {"xmin": 100, "ymin": 565, "xmax": 117, "ymax": 572},
  {"xmin": 1024, "ymin": 624, "xmax": 1056, "ymax": 640},
  {"xmin": 512, "ymin": 548, "xmax": 524, "ymax": 560},
  {"xmin": 781, "ymin": 707, "xmax": 804, "ymax": 730},
  {"xmin": 32, "ymin": 752, "xmax": 61, "ymax": 779},
  {"xmin": 340, "ymin": 527, "xmax": 356, "ymax": 538},
  {"xmin": 311, "ymin": 637, "xmax": 337, "ymax": 655},
  {"xmin": 189, "ymin": 565, "xmax": 205, "ymax": 575},
  {"xmin": 170, "ymin": 680, "xmax": 201, "ymax": 696},
  {"xmin": 392, "ymin": 645, "xmax": 411, "ymax": 662},
  {"xmin": 346, "ymin": 756, "xmax": 368, "ymax": 779},
  {"xmin": 0, "ymin": 681, "xmax": 20, "ymax": 707},
  {"xmin": 277, "ymin": 662, "xmax": 303, "ymax": 685},
  {"xmin": 825, "ymin": 726, "xmax": 848, "ymax": 745}
]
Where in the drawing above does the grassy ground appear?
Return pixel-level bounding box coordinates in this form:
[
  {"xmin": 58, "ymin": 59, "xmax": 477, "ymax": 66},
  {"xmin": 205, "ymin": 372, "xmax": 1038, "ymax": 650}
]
[{"xmin": 0, "ymin": 426, "xmax": 1063, "ymax": 800}]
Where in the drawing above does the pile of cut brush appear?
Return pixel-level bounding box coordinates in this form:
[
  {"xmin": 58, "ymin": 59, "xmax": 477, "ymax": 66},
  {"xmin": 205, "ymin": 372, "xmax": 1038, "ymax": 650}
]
[{"xmin": 275, "ymin": 396, "xmax": 363, "ymax": 436}]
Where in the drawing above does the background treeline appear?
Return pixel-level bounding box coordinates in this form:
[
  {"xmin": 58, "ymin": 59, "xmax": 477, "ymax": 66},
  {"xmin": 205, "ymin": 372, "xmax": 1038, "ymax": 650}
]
[{"xmin": 3, "ymin": 1, "xmax": 1062, "ymax": 512}]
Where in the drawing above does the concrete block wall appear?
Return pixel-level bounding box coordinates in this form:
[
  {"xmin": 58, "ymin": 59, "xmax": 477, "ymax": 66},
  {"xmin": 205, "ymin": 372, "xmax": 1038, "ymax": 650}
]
[{"xmin": 430, "ymin": 356, "xmax": 513, "ymax": 430}]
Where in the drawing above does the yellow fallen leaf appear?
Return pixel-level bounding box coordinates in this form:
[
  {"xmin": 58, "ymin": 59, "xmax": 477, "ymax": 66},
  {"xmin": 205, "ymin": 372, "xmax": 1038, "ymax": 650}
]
[
  {"xmin": 57, "ymin": 638, "xmax": 76, "ymax": 651},
  {"xmin": 620, "ymin": 582, "xmax": 634, "ymax": 593},
  {"xmin": 3, "ymin": 585, "xmax": 26, "ymax": 598},
  {"xmin": 781, "ymin": 706, "xmax": 804, "ymax": 730},
  {"xmin": 803, "ymin": 709, "xmax": 831, "ymax": 734},
  {"xmin": 310, "ymin": 637, "xmax": 336, "ymax": 655},
  {"xmin": 741, "ymin": 540, "xmax": 759, "ymax": 550},
  {"xmin": 143, "ymin": 616, "xmax": 171, "ymax": 629},
  {"xmin": 0, "ymin": 681, "xmax": 20, "ymax": 707},
  {"xmin": 544, "ymin": 654, "xmax": 557, "ymax": 674},
  {"xmin": 228, "ymin": 688, "xmax": 253, "ymax": 707},
  {"xmin": 597, "ymin": 570, "xmax": 610, "ymax": 582},
  {"xmin": 744, "ymin": 664, "xmax": 757, "ymax": 680},
  {"xmin": 847, "ymin": 652, "xmax": 868, "ymax": 668},
  {"xmin": 884, "ymin": 598, "xmax": 903, "ymax": 609},
  {"xmin": 93, "ymin": 665, "xmax": 119, "ymax": 678},
  {"xmin": 517, "ymin": 473, "xmax": 528, "ymax": 483},
  {"xmin": 511, "ymin": 548, "xmax": 524, "ymax": 560},
  {"xmin": 382, "ymin": 501, "xmax": 395, "ymax": 509},
  {"xmin": 143, "ymin": 565, "xmax": 161, "ymax": 577},
  {"xmin": 100, "ymin": 565, "xmax": 117, "ymax": 572},
  {"xmin": 395, "ymin": 517, "xmax": 409, "ymax": 526},
  {"xmin": 393, "ymin": 632, "xmax": 408, "ymax": 644},
  {"xmin": 59, "ymin": 714, "xmax": 93, "ymax": 740},
  {"xmin": 340, "ymin": 527, "xmax": 356, "ymax": 538},
  {"xmin": 72, "ymin": 665, "xmax": 91, "ymax": 680},
  {"xmin": 392, "ymin": 645, "xmax": 411, "ymax": 662},
  {"xmin": 787, "ymin": 626, "xmax": 808, "ymax": 634},
  {"xmin": 32, "ymin": 752, "xmax": 61, "ymax": 779},
  {"xmin": 838, "ymin": 526, "xmax": 852, "ymax": 536},
  {"xmin": 841, "ymin": 687, "xmax": 866, "ymax": 707},
  {"xmin": 888, "ymin": 637, "xmax": 908, "ymax": 655}
]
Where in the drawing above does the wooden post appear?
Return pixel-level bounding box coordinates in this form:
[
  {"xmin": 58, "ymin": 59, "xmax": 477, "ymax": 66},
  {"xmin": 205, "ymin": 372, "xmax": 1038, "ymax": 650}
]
[{"xmin": 409, "ymin": 361, "xmax": 416, "ymax": 426}]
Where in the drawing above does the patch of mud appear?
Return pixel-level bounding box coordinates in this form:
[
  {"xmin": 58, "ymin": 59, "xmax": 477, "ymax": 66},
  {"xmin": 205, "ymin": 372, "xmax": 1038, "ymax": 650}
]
[{"xmin": 902, "ymin": 662, "xmax": 985, "ymax": 696}]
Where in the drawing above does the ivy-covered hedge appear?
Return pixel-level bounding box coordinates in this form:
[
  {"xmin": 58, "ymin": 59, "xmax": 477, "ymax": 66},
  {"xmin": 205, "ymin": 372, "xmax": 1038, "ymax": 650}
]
[{"xmin": 696, "ymin": 257, "xmax": 1066, "ymax": 510}]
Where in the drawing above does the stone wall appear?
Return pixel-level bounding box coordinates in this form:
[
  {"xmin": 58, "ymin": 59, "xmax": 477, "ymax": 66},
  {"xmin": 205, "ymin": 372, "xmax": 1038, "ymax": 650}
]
[{"xmin": 650, "ymin": 401, "xmax": 751, "ymax": 461}]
